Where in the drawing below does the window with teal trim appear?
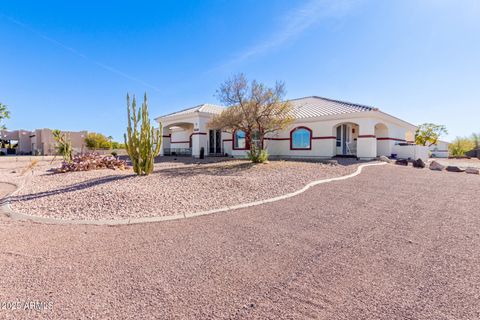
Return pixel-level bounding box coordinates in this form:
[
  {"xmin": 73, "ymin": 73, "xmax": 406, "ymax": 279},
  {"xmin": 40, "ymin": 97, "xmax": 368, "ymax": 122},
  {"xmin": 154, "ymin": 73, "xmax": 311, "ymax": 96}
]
[{"xmin": 291, "ymin": 127, "xmax": 311, "ymax": 149}]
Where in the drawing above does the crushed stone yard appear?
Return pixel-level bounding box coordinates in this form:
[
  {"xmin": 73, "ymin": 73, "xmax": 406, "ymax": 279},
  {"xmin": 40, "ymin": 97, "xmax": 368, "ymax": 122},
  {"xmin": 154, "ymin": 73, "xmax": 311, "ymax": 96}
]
[{"xmin": 4, "ymin": 157, "xmax": 362, "ymax": 220}]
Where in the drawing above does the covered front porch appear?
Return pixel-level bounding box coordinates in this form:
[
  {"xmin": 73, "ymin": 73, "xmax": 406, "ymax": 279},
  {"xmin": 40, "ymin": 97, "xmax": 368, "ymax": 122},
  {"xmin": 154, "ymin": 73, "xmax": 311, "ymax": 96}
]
[
  {"xmin": 333, "ymin": 121, "xmax": 392, "ymax": 158},
  {"xmin": 160, "ymin": 120, "xmax": 230, "ymax": 158}
]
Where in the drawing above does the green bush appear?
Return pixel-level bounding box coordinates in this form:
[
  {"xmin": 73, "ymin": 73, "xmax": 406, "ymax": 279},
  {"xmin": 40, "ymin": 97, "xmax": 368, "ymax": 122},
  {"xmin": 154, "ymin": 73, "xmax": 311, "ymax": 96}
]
[
  {"xmin": 84, "ymin": 133, "xmax": 111, "ymax": 150},
  {"xmin": 449, "ymin": 137, "xmax": 474, "ymax": 157},
  {"xmin": 111, "ymin": 141, "xmax": 126, "ymax": 149},
  {"xmin": 247, "ymin": 146, "xmax": 269, "ymax": 163}
]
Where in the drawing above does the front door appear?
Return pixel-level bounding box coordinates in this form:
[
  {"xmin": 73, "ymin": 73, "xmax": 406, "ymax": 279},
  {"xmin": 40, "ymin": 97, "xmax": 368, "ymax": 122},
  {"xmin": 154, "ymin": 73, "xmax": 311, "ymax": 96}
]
[
  {"xmin": 209, "ymin": 129, "xmax": 222, "ymax": 154},
  {"xmin": 336, "ymin": 124, "xmax": 351, "ymax": 155}
]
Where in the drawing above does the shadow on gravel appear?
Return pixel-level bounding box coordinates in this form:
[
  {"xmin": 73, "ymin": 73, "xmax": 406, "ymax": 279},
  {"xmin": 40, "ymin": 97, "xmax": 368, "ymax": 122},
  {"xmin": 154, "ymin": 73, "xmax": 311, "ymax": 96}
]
[
  {"xmin": 157, "ymin": 159, "xmax": 368, "ymax": 178},
  {"xmin": 157, "ymin": 162, "xmax": 256, "ymax": 177},
  {"xmin": 8, "ymin": 174, "xmax": 135, "ymax": 203}
]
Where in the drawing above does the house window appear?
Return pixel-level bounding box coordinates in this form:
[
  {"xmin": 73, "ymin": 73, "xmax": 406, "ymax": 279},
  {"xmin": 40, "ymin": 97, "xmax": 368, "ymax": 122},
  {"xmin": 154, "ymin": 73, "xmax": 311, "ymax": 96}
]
[
  {"xmin": 290, "ymin": 127, "xmax": 312, "ymax": 150},
  {"xmin": 233, "ymin": 130, "xmax": 246, "ymax": 149}
]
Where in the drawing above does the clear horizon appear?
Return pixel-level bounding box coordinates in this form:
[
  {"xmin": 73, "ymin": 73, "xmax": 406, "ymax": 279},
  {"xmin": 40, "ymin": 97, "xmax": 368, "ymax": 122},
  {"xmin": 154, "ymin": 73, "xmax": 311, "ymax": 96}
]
[{"xmin": 1, "ymin": 0, "xmax": 479, "ymax": 142}]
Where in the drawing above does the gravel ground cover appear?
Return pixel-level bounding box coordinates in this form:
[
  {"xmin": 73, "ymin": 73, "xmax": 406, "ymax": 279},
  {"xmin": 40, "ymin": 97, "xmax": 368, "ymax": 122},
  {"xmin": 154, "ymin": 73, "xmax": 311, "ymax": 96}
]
[
  {"xmin": 0, "ymin": 157, "xmax": 63, "ymax": 185},
  {"xmin": 0, "ymin": 165, "xmax": 479, "ymax": 319},
  {"xmin": 6, "ymin": 157, "xmax": 361, "ymax": 220},
  {"xmin": 432, "ymin": 158, "xmax": 480, "ymax": 169}
]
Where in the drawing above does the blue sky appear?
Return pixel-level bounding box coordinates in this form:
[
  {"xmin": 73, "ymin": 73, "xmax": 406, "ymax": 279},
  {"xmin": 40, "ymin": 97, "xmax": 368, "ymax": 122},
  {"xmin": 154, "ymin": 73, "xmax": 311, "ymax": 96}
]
[{"xmin": 1, "ymin": 0, "xmax": 479, "ymax": 142}]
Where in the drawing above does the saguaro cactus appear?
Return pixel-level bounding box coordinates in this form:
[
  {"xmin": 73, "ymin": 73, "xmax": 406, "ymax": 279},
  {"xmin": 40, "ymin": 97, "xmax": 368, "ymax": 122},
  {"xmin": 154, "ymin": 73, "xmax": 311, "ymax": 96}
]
[{"xmin": 124, "ymin": 93, "xmax": 162, "ymax": 175}]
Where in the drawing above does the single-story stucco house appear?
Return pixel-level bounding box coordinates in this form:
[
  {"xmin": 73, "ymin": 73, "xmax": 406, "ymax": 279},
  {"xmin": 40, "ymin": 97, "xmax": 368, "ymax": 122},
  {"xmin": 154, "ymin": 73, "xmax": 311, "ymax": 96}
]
[{"xmin": 155, "ymin": 96, "xmax": 419, "ymax": 160}]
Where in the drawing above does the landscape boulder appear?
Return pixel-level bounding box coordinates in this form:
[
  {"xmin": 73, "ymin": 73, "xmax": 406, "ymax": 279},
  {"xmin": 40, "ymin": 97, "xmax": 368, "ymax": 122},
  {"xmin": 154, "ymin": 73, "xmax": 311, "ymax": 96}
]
[
  {"xmin": 429, "ymin": 161, "xmax": 445, "ymax": 171},
  {"xmin": 465, "ymin": 167, "xmax": 480, "ymax": 175},
  {"xmin": 395, "ymin": 159, "xmax": 409, "ymax": 166},
  {"xmin": 412, "ymin": 158, "xmax": 426, "ymax": 168},
  {"xmin": 446, "ymin": 166, "xmax": 465, "ymax": 173},
  {"xmin": 378, "ymin": 155, "xmax": 391, "ymax": 163}
]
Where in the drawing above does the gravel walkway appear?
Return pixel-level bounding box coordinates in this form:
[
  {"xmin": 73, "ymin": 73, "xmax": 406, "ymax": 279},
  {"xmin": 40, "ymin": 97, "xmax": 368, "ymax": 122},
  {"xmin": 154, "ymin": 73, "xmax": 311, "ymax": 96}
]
[
  {"xmin": 7, "ymin": 158, "xmax": 361, "ymax": 220},
  {"xmin": 0, "ymin": 165, "xmax": 479, "ymax": 319}
]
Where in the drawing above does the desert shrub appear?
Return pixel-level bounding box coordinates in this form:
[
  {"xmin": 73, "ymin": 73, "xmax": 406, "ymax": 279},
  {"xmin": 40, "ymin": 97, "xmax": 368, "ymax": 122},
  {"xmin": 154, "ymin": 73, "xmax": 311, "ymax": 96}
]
[
  {"xmin": 54, "ymin": 153, "xmax": 128, "ymax": 173},
  {"xmin": 84, "ymin": 132, "xmax": 112, "ymax": 150},
  {"xmin": 247, "ymin": 146, "xmax": 269, "ymax": 163},
  {"xmin": 21, "ymin": 160, "xmax": 39, "ymax": 175},
  {"xmin": 52, "ymin": 129, "xmax": 73, "ymax": 162},
  {"xmin": 111, "ymin": 151, "xmax": 118, "ymax": 157},
  {"xmin": 111, "ymin": 141, "xmax": 126, "ymax": 149},
  {"xmin": 449, "ymin": 137, "xmax": 474, "ymax": 157}
]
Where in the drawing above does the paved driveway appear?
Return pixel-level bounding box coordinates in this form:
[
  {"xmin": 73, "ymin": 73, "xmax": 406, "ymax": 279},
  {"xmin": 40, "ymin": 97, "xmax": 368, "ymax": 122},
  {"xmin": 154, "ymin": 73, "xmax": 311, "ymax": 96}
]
[{"xmin": 1, "ymin": 165, "xmax": 479, "ymax": 319}]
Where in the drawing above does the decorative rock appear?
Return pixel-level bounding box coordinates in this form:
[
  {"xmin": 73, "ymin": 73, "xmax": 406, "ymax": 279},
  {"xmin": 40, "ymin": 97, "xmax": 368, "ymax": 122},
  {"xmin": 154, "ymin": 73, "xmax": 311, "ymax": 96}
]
[
  {"xmin": 378, "ymin": 156, "xmax": 391, "ymax": 163},
  {"xmin": 429, "ymin": 161, "xmax": 445, "ymax": 171},
  {"xmin": 395, "ymin": 159, "xmax": 408, "ymax": 166},
  {"xmin": 412, "ymin": 159, "xmax": 426, "ymax": 168},
  {"xmin": 465, "ymin": 167, "xmax": 479, "ymax": 174},
  {"xmin": 446, "ymin": 166, "xmax": 465, "ymax": 173}
]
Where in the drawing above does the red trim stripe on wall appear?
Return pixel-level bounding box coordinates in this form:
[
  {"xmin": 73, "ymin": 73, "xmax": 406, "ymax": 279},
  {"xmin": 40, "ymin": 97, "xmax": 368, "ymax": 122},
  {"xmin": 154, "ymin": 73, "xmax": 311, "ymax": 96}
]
[
  {"xmin": 376, "ymin": 137, "xmax": 406, "ymax": 142},
  {"xmin": 264, "ymin": 136, "xmax": 336, "ymax": 141}
]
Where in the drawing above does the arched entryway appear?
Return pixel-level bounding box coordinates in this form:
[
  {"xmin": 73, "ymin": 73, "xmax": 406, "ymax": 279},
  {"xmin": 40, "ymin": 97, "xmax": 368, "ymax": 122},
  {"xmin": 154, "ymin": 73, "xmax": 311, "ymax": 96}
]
[
  {"xmin": 162, "ymin": 122, "xmax": 195, "ymax": 156},
  {"xmin": 333, "ymin": 122, "xmax": 359, "ymax": 156}
]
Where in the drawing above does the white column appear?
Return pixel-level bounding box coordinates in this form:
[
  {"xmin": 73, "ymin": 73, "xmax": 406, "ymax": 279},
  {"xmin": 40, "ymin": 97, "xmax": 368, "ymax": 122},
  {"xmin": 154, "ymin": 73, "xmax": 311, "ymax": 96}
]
[
  {"xmin": 159, "ymin": 127, "xmax": 171, "ymax": 156},
  {"xmin": 191, "ymin": 133, "xmax": 207, "ymax": 157},
  {"xmin": 357, "ymin": 122, "xmax": 377, "ymax": 159},
  {"xmin": 191, "ymin": 117, "xmax": 208, "ymax": 158}
]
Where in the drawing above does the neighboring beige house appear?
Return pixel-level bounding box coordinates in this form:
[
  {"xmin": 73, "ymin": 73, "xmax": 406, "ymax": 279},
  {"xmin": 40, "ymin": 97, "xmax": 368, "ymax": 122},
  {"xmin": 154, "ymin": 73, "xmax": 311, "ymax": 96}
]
[
  {"xmin": 0, "ymin": 128, "xmax": 87, "ymax": 155},
  {"xmin": 0, "ymin": 129, "xmax": 32, "ymax": 154},
  {"xmin": 155, "ymin": 96, "xmax": 423, "ymax": 160}
]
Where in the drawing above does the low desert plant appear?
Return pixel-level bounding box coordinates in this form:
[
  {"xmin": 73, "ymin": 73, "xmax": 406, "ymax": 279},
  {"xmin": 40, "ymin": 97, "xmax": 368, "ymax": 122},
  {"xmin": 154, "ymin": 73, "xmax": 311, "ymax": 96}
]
[
  {"xmin": 54, "ymin": 153, "xmax": 128, "ymax": 173},
  {"xmin": 20, "ymin": 159, "xmax": 39, "ymax": 175},
  {"xmin": 247, "ymin": 145, "xmax": 269, "ymax": 163},
  {"xmin": 124, "ymin": 93, "xmax": 162, "ymax": 175},
  {"xmin": 52, "ymin": 129, "xmax": 73, "ymax": 162},
  {"xmin": 111, "ymin": 151, "xmax": 118, "ymax": 157}
]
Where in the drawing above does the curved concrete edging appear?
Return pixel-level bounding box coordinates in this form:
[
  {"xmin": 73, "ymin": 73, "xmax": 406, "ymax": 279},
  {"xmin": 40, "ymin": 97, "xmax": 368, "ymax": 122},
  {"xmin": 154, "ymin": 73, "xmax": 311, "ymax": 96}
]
[{"xmin": 1, "ymin": 162, "xmax": 387, "ymax": 226}]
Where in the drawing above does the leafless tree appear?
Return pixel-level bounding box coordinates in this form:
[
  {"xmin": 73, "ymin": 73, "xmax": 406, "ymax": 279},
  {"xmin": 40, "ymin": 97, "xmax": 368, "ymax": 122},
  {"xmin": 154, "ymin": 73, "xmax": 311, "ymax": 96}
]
[{"xmin": 209, "ymin": 74, "xmax": 294, "ymax": 162}]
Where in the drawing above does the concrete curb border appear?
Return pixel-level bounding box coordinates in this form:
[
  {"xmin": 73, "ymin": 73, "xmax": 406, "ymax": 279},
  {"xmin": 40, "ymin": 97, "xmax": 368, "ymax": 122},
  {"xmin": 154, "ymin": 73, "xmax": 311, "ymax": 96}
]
[{"xmin": 1, "ymin": 162, "xmax": 387, "ymax": 226}]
